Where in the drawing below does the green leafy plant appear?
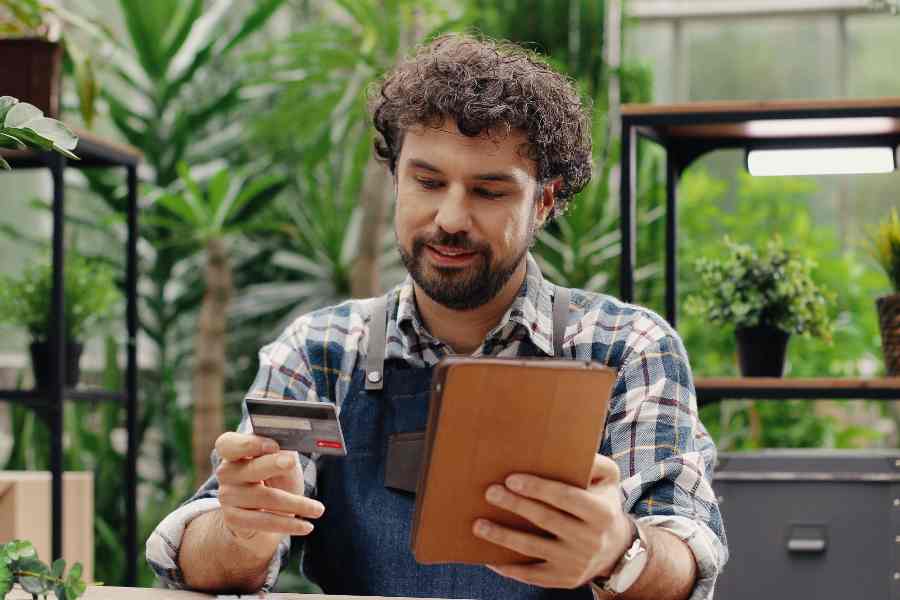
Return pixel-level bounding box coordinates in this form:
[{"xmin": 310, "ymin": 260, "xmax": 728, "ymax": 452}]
[
  {"xmin": 0, "ymin": 539, "xmax": 88, "ymax": 600},
  {"xmin": 0, "ymin": 0, "xmax": 107, "ymax": 127},
  {"xmin": 686, "ymin": 236, "xmax": 835, "ymax": 341},
  {"xmin": 0, "ymin": 253, "xmax": 118, "ymax": 343},
  {"xmin": 868, "ymin": 208, "xmax": 900, "ymax": 293},
  {"xmin": 0, "ymin": 96, "xmax": 78, "ymax": 169}
]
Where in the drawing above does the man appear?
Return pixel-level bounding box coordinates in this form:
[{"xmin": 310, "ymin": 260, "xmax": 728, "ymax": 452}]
[{"xmin": 147, "ymin": 34, "xmax": 727, "ymax": 600}]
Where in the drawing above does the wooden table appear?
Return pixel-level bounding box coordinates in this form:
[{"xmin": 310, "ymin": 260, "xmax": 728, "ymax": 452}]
[{"xmin": 6, "ymin": 586, "xmax": 445, "ymax": 599}]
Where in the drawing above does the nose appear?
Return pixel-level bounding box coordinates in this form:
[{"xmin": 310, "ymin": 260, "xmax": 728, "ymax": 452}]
[{"xmin": 433, "ymin": 184, "xmax": 472, "ymax": 234}]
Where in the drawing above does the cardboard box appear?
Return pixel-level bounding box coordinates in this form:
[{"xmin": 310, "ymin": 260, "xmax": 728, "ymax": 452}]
[{"xmin": 0, "ymin": 471, "xmax": 93, "ymax": 582}]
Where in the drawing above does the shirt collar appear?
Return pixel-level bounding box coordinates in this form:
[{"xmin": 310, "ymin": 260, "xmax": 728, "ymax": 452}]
[{"xmin": 393, "ymin": 253, "xmax": 555, "ymax": 357}]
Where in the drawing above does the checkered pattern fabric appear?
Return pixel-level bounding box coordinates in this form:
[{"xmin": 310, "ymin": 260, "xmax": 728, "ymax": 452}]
[{"xmin": 147, "ymin": 253, "xmax": 727, "ymax": 599}]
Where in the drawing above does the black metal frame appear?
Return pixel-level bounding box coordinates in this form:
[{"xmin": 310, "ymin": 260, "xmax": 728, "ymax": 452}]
[
  {"xmin": 0, "ymin": 141, "xmax": 140, "ymax": 585},
  {"xmin": 619, "ymin": 102, "xmax": 900, "ymax": 404}
]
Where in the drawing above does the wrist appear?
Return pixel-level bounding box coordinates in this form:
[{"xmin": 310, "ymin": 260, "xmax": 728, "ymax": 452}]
[{"xmin": 593, "ymin": 517, "xmax": 651, "ymax": 595}]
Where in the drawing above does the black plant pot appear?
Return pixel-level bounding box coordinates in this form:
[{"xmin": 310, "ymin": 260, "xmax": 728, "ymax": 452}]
[
  {"xmin": 735, "ymin": 326, "xmax": 790, "ymax": 377},
  {"xmin": 29, "ymin": 341, "xmax": 84, "ymax": 389}
]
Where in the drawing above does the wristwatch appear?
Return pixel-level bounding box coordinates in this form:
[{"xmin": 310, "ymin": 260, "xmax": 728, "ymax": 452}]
[{"xmin": 594, "ymin": 517, "xmax": 650, "ymax": 595}]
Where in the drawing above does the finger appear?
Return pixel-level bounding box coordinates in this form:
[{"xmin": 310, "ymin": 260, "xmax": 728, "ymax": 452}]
[
  {"xmin": 589, "ymin": 454, "xmax": 621, "ymax": 486},
  {"xmin": 485, "ymin": 484, "xmax": 581, "ymax": 540},
  {"xmin": 487, "ymin": 562, "xmax": 561, "ymax": 589},
  {"xmin": 221, "ymin": 505, "xmax": 315, "ymax": 537},
  {"xmin": 504, "ymin": 475, "xmax": 597, "ymax": 522},
  {"xmin": 220, "ymin": 483, "xmax": 324, "ymax": 518},
  {"xmin": 218, "ymin": 451, "xmax": 299, "ymax": 484},
  {"xmin": 216, "ymin": 432, "xmax": 279, "ymax": 461},
  {"xmin": 472, "ymin": 519, "xmax": 558, "ymax": 561}
]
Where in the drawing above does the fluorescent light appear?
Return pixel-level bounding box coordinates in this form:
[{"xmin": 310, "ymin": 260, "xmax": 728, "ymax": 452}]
[
  {"xmin": 747, "ymin": 147, "xmax": 896, "ymax": 176},
  {"xmin": 745, "ymin": 117, "xmax": 898, "ymax": 137}
]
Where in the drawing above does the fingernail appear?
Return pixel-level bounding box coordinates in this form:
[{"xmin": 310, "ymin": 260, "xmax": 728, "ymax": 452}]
[
  {"xmin": 301, "ymin": 521, "xmax": 314, "ymax": 534},
  {"xmin": 262, "ymin": 440, "xmax": 279, "ymax": 453},
  {"xmin": 486, "ymin": 485, "xmax": 503, "ymax": 503},
  {"xmin": 276, "ymin": 454, "xmax": 294, "ymax": 469},
  {"xmin": 313, "ymin": 503, "xmax": 325, "ymax": 517},
  {"xmin": 474, "ymin": 519, "xmax": 490, "ymax": 536},
  {"xmin": 506, "ymin": 476, "xmax": 524, "ymax": 492}
]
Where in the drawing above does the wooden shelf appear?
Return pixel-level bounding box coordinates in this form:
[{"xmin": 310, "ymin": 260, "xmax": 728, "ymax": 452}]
[
  {"xmin": 695, "ymin": 377, "xmax": 900, "ymax": 405},
  {"xmin": 0, "ymin": 388, "xmax": 125, "ymax": 406}
]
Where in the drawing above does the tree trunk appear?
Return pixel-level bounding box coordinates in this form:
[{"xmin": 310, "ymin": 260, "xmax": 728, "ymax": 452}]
[
  {"xmin": 350, "ymin": 6, "xmax": 421, "ymax": 298},
  {"xmin": 350, "ymin": 156, "xmax": 392, "ymax": 298},
  {"xmin": 192, "ymin": 237, "xmax": 232, "ymax": 486}
]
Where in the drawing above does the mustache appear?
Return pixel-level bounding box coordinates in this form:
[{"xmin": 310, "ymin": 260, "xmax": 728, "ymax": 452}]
[{"xmin": 413, "ymin": 231, "xmax": 488, "ymax": 253}]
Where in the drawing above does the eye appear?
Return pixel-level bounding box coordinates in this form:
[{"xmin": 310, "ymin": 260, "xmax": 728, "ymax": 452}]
[
  {"xmin": 416, "ymin": 177, "xmax": 444, "ymax": 190},
  {"xmin": 474, "ymin": 188, "xmax": 505, "ymax": 199}
]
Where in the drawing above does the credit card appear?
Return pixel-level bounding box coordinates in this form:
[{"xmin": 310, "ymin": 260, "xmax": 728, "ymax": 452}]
[{"xmin": 245, "ymin": 396, "xmax": 348, "ymax": 456}]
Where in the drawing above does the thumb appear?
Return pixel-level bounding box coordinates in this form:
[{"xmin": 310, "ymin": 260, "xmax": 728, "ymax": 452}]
[{"xmin": 590, "ymin": 453, "xmax": 621, "ymax": 486}]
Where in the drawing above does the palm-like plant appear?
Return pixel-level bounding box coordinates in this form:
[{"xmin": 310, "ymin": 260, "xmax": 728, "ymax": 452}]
[
  {"xmin": 76, "ymin": 0, "xmax": 287, "ymax": 497},
  {"xmin": 149, "ymin": 164, "xmax": 286, "ymax": 485}
]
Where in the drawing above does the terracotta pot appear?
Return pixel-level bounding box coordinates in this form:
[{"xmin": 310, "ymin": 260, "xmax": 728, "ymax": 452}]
[
  {"xmin": 735, "ymin": 325, "xmax": 790, "ymax": 377},
  {"xmin": 29, "ymin": 341, "xmax": 84, "ymax": 389},
  {"xmin": 0, "ymin": 38, "xmax": 64, "ymax": 118},
  {"xmin": 876, "ymin": 293, "xmax": 900, "ymax": 376}
]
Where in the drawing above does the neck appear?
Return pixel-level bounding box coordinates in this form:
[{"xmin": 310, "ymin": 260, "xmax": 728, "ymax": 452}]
[{"xmin": 414, "ymin": 260, "xmax": 527, "ymax": 355}]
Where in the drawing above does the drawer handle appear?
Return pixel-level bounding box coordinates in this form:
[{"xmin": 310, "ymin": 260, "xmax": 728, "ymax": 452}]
[{"xmin": 787, "ymin": 539, "xmax": 826, "ymax": 553}]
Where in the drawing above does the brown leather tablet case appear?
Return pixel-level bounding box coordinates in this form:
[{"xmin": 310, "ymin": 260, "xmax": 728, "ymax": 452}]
[{"xmin": 411, "ymin": 356, "xmax": 616, "ymax": 566}]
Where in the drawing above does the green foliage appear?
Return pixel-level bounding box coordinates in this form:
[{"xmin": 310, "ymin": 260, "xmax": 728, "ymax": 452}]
[
  {"xmin": 0, "ymin": 253, "xmax": 118, "ymax": 343},
  {"xmin": 678, "ymin": 168, "xmax": 889, "ymax": 450},
  {"xmin": 686, "ymin": 236, "xmax": 835, "ymax": 340},
  {"xmin": 868, "ymin": 208, "xmax": 900, "ymax": 292},
  {"xmin": 0, "ymin": 97, "xmax": 78, "ymax": 169},
  {"xmin": 0, "ymin": 540, "xmax": 88, "ymax": 600}
]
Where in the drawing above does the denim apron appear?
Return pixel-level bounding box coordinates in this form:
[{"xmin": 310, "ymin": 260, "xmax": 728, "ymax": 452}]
[{"xmin": 303, "ymin": 288, "xmax": 592, "ymax": 599}]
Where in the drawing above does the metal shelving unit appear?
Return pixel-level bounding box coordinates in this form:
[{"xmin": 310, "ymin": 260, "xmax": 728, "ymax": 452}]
[
  {"xmin": 0, "ymin": 128, "xmax": 141, "ymax": 585},
  {"xmin": 618, "ymin": 97, "xmax": 900, "ymax": 403}
]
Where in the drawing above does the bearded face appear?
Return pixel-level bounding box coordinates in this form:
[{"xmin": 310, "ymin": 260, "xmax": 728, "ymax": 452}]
[{"xmin": 392, "ymin": 120, "xmax": 550, "ymax": 311}]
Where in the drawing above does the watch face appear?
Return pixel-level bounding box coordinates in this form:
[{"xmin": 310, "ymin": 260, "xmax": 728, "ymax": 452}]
[{"xmin": 610, "ymin": 547, "xmax": 649, "ymax": 593}]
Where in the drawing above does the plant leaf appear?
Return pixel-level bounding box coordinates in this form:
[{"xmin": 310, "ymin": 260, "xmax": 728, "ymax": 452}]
[{"xmin": 3, "ymin": 102, "xmax": 42, "ymax": 128}]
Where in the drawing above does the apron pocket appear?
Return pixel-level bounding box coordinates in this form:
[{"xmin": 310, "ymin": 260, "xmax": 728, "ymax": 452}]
[{"xmin": 385, "ymin": 430, "xmax": 425, "ymax": 493}]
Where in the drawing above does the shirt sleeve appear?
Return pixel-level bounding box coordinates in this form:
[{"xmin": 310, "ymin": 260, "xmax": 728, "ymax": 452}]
[
  {"xmin": 599, "ymin": 332, "xmax": 729, "ymax": 600},
  {"xmin": 146, "ymin": 337, "xmax": 319, "ymax": 591}
]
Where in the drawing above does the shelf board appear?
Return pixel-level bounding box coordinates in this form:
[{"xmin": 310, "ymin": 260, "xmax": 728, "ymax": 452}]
[
  {"xmin": 0, "ymin": 388, "xmax": 126, "ymax": 406},
  {"xmin": 696, "ymin": 377, "xmax": 900, "ymax": 405}
]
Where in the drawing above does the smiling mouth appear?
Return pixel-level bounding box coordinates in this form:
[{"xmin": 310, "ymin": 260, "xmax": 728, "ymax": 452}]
[{"xmin": 428, "ymin": 245, "xmax": 477, "ymax": 258}]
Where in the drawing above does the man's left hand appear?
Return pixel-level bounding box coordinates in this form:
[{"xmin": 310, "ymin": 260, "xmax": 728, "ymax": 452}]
[{"xmin": 474, "ymin": 453, "xmax": 635, "ymax": 589}]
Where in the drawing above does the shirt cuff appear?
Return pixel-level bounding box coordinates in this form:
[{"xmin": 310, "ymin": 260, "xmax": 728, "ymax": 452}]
[
  {"xmin": 145, "ymin": 497, "xmax": 289, "ymax": 592},
  {"xmin": 587, "ymin": 515, "xmax": 726, "ymax": 600}
]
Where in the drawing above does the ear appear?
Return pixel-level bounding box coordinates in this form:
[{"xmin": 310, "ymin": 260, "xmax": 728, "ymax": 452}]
[{"xmin": 534, "ymin": 178, "xmax": 561, "ymax": 229}]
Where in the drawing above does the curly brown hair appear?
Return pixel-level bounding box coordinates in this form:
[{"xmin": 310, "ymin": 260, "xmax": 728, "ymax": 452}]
[{"xmin": 368, "ymin": 33, "xmax": 593, "ymax": 218}]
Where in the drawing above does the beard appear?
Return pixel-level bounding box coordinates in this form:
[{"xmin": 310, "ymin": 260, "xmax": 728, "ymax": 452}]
[{"xmin": 397, "ymin": 216, "xmax": 536, "ymax": 311}]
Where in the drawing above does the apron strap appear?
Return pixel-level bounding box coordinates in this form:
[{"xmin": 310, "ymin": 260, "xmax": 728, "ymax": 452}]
[
  {"xmin": 365, "ymin": 284, "xmax": 572, "ymax": 392},
  {"xmin": 365, "ymin": 295, "xmax": 389, "ymax": 391},
  {"xmin": 552, "ymin": 285, "xmax": 570, "ymax": 358}
]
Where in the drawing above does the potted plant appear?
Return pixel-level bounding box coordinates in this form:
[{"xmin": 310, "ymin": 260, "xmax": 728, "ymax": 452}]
[
  {"xmin": 869, "ymin": 208, "xmax": 900, "ymax": 375},
  {"xmin": 0, "ymin": 0, "xmax": 105, "ymax": 127},
  {"xmin": 686, "ymin": 236, "xmax": 834, "ymax": 377},
  {"xmin": 0, "ymin": 253, "xmax": 118, "ymax": 389}
]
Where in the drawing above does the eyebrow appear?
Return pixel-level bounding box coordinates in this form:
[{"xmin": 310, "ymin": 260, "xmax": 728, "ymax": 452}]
[{"xmin": 407, "ymin": 159, "xmax": 520, "ymax": 184}]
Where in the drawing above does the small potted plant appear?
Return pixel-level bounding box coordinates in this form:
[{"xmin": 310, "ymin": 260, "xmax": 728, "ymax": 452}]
[
  {"xmin": 0, "ymin": 253, "xmax": 118, "ymax": 389},
  {"xmin": 0, "ymin": 0, "xmax": 105, "ymax": 127},
  {"xmin": 869, "ymin": 208, "xmax": 900, "ymax": 375},
  {"xmin": 686, "ymin": 236, "xmax": 834, "ymax": 377}
]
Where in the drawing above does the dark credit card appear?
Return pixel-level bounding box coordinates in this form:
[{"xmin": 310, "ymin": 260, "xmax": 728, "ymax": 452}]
[{"xmin": 245, "ymin": 396, "xmax": 347, "ymax": 456}]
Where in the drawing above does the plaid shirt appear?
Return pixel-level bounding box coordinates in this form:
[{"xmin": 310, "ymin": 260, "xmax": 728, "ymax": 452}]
[{"xmin": 147, "ymin": 253, "xmax": 728, "ymax": 598}]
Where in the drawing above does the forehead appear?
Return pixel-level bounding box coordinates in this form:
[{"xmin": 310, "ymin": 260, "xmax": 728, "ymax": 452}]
[{"xmin": 399, "ymin": 120, "xmax": 536, "ymax": 179}]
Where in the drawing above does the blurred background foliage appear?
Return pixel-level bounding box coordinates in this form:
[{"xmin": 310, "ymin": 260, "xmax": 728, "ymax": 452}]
[{"xmin": 0, "ymin": 0, "xmax": 897, "ymax": 590}]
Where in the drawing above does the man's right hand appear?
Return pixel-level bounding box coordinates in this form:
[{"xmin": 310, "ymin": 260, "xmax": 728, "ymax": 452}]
[{"xmin": 214, "ymin": 431, "xmax": 325, "ymax": 559}]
